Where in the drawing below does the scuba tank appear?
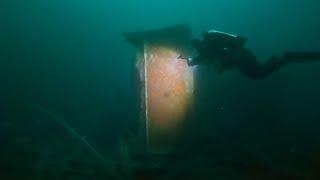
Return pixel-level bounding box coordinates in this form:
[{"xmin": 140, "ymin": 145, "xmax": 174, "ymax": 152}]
[{"xmin": 204, "ymin": 30, "xmax": 247, "ymax": 49}]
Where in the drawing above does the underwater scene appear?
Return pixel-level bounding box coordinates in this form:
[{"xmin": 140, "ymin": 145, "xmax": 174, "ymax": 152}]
[{"xmin": 2, "ymin": 0, "xmax": 320, "ymax": 179}]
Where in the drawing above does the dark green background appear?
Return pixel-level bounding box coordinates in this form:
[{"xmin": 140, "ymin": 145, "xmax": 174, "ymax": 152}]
[{"xmin": 1, "ymin": 0, "xmax": 320, "ymax": 179}]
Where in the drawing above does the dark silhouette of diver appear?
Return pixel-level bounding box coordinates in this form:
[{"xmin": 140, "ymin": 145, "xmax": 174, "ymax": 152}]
[{"xmin": 180, "ymin": 30, "xmax": 320, "ymax": 80}]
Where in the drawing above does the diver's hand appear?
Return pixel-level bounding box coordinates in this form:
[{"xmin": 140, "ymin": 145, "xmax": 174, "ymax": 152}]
[
  {"xmin": 178, "ymin": 55, "xmax": 195, "ymax": 66},
  {"xmin": 177, "ymin": 55, "xmax": 187, "ymax": 60}
]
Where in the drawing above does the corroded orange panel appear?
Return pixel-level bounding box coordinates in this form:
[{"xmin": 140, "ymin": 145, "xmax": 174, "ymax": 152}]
[{"xmin": 144, "ymin": 44, "xmax": 194, "ymax": 153}]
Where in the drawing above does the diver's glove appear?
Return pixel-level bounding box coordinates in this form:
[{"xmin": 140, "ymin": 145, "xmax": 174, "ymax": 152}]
[{"xmin": 178, "ymin": 55, "xmax": 195, "ymax": 66}]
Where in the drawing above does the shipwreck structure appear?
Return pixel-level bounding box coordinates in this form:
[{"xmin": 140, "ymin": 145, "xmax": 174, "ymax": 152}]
[{"xmin": 124, "ymin": 25, "xmax": 195, "ymax": 153}]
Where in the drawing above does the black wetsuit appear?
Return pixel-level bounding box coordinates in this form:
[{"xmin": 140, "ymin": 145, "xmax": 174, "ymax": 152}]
[{"xmin": 190, "ymin": 32, "xmax": 320, "ymax": 80}]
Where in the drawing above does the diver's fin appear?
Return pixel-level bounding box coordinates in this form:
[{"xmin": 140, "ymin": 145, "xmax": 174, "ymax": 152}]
[{"xmin": 283, "ymin": 52, "xmax": 320, "ymax": 61}]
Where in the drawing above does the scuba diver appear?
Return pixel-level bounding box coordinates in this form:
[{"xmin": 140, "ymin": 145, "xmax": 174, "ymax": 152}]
[{"xmin": 179, "ymin": 30, "xmax": 320, "ymax": 80}]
